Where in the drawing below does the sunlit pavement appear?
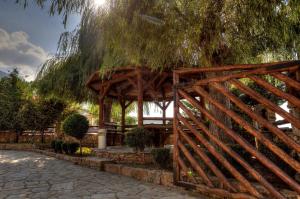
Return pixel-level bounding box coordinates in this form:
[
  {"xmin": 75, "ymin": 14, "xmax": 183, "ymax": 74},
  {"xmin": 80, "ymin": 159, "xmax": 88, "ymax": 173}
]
[{"xmin": 0, "ymin": 150, "xmax": 202, "ymax": 199}]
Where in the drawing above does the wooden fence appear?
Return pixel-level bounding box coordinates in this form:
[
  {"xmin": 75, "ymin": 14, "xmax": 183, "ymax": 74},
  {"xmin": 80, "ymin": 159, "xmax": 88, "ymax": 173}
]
[{"xmin": 173, "ymin": 61, "xmax": 300, "ymax": 199}]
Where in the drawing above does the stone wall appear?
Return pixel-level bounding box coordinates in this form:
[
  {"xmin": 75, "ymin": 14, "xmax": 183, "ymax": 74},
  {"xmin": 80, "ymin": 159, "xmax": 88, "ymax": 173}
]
[
  {"xmin": 0, "ymin": 131, "xmax": 120, "ymax": 147},
  {"xmin": 92, "ymin": 150, "xmax": 154, "ymax": 165},
  {"xmin": 0, "ymin": 132, "xmax": 55, "ymax": 144}
]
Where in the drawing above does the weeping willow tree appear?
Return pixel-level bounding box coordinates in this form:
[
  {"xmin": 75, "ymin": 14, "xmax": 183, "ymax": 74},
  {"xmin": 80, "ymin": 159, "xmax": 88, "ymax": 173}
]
[{"xmin": 20, "ymin": 0, "xmax": 300, "ymax": 142}]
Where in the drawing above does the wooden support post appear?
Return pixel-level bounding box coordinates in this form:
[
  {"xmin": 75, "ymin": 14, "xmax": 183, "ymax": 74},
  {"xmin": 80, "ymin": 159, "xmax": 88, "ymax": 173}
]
[
  {"xmin": 173, "ymin": 72, "xmax": 180, "ymax": 183},
  {"xmin": 120, "ymin": 99, "xmax": 126, "ymax": 134},
  {"xmin": 161, "ymin": 101, "xmax": 166, "ymax": 125},
  {"xmin": 99, "ymin": 96, "xmax": 105, "ymax": 128},
  {"xmin": 137, "ymin": 68, "xmax": 143, "ymax": 127}
]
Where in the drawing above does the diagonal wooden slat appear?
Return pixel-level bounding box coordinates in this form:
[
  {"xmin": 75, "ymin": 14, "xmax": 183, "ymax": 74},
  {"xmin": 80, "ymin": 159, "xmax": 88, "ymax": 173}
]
[
  {"xmin": 178, "ymin": 100, "xmax": 285, "ymax": 199},
  {"xmin": 177, "ymin": 181, "xmax": 258, "ymax": 199},
  {"xmin": 249, "ymin": 75, "xmax": 300, "ymax": 108},
  {"xmin": 173, "ymin": 62, "xmax": 300, "ymax": 198},
  {"xmin": 271, "ymin": 72, "xmax": 300, "ymax": 91},
  {"xmin": 177, "ymin": 123, "xmax": 238, "ymax": 193},
  {"xmin": 194, "ymin": 86, "xmax": 300, "ymax": 173},
  {"xmin": 178, "ymin": 152, "xmax": 200, "ymax": 184},
  {"xmin": 230, "ymin": 79, "xmax": 300, "ymax": 130},
  {"xmin": 177, "ymin": 141, "xmax": 214, "ymax": 187},
  {"xmin": 211, "ymin": 82, "xmax": 300, "ymax": 154},
  {"xmin": 178, "ymin": 88, "xmax": 300, "ymax": 194}
]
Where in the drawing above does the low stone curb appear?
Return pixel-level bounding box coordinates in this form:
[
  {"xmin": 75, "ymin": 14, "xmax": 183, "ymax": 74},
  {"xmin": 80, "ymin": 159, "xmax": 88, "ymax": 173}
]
[{"xmin": 34, "ymin": 149, "xmax": 174, "ymax": 187}]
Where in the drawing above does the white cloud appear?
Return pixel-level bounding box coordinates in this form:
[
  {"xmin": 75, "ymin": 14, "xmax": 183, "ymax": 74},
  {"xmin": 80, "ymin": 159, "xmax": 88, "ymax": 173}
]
[{"xmin": 0, "ymin": 28, "xmax": 48, "ymax": 81}]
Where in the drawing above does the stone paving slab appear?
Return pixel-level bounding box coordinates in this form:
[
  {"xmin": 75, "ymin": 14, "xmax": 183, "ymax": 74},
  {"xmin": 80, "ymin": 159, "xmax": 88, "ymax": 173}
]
[{"xmin": 0, "ymin": 150, "xmax": 205, "ymax": 199}]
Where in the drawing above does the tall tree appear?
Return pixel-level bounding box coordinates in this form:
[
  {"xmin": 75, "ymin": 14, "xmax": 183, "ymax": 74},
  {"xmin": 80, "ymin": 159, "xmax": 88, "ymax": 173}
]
[
  {"xmin": 0, "ymin": 69, "xmax": 25, "ymax": 142},
  {"xmin": 20, "ymin": 0, "xmax": 300, "ymax": 142}
]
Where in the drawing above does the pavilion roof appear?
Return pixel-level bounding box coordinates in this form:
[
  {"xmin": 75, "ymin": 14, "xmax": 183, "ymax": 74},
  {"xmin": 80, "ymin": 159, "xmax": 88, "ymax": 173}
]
[{"xmin": 86, "ymin": 66, "xmax": 174, "ymax": 101}]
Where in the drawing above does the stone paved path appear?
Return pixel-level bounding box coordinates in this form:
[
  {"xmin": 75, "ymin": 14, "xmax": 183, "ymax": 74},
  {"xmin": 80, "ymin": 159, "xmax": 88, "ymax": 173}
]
[{"xmin": 0, "ymin": 150, "xmax": 203, "ymax": 199}]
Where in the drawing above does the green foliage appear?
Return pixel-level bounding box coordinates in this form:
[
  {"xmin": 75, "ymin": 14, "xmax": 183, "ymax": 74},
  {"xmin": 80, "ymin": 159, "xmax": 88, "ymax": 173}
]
[
  {"xmin": 62, "ymin": 113, "xmax": 89, "ymax": 140},
  {"xmin": 151, "ymin": 148, "xmax": 171, "ymax": 169},
  {"xmin": 54, "ymin": 140, "xmax": 64, "ymax": 153},
  {"xmin": 0, "ymin": 69, "xmax": 24, "ymax": 133},
  {"xmin": 52, "ymin": 140, "xmax": 79, "ymax": 155},
  {"xmin": 35, "ymin": 97, "xmax": 66, "ymax": 132},
  {"xmin": 51, "ymin": 140, "xmax": 56, "ymax": 149},
  {"xmin": 125, "ymin": 127, "xmax": 153, "ymax": 152},
  {"xmin": 62, "ymin": 142, "xmax": 80, "ymax": 155},
  {"xmin": 68, "ymin": 142, "xmax": 80, "ymax": 154},
  {"xmin": 31, "ymin": 0, "xmax": 300, "ymax": 103},
  {"xmin": 17, "ymin": 100, "xmax": 38, "ymax": 131}
]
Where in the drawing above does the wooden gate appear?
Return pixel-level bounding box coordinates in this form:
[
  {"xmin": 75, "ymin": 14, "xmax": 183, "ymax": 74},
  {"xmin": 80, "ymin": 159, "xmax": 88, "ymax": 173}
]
[{"xmin": 173, "ymin": 61, "xmax": 300, "ymax": 199}]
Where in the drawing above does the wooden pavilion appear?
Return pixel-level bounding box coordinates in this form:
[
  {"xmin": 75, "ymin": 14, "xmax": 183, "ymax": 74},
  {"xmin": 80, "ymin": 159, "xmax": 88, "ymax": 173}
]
[{"xmin": 86, "ymin": 66, "xmax": 174, "ymax": 145}]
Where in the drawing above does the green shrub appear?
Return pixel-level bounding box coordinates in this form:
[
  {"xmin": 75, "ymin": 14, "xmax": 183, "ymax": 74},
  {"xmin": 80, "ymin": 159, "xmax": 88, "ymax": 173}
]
[
  {"xmin": 62, "ymin": 113, "xmax": 89, "ymax": 155},
  {"xmin": 54, "ymin": 140, "xmax": 63, "ymax": 153},
  {"xmin": 125, "ymin": 127, "xmax": 153, "ymax": 152},
  {"xmin": 68, "ymin": 142, "xmax": 80, "ymax": 155},
  {"xmin": 61, "ymin": 142, "xmax": 79, "ymax": 155},
  {"xmin": 51, "ymin": 140, "xmax": 56, "ymax": 150},
  {"xmin": 151, "ymin": 148, "xmax": 171, "ymax": 169},
  {"xmin": 62, "ymin": 142, "xmax": 69, "ymax": 154}
]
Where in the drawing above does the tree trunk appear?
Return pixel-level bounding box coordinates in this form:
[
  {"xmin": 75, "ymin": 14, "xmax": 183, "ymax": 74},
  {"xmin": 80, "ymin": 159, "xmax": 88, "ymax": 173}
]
[
  {"xmin": 41, "ymin": 130, "xmax": 45, "ymax": 143},
  {"xmin": 288, "ymin": 71, "xmax": 300, "ymax": 139},
  {"xmin": 208, "ymin": 78, "xmax": 234, "ymax": 147}
]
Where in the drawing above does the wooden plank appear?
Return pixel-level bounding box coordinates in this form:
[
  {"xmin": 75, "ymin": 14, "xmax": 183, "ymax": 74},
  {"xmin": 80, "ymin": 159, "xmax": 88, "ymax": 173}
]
[
  {"xmin": 178, "ymin": 115, "xmax": 261, "ymax": 197},
  {"xmin": 249, "ymin": 75, "xmax": 300, "ymax": 108},
  {"xmin": 173, "ymin": 72, "xmax": 180, "ymax": 183},
  {"xmin": 125, "ymin": 100, "xmax": 134, "ymax": 109},
  {"xmin": 174, "ymin": 60, "xmax": 300, "ymax": 75},
  {"xmin": 271, "ymin": 72, "xmax": 300, "ymax": 91},
  {"xmin": 177, "ymin": 181, "xmax": 258, "ymax": 199},
  {"xmin": 177, "ymin": 125, "xmax": 237, "ymax": 192},
  {"xmin": 211, "ymin": 82, "xmax": 300, "ymax": 155},
  {"xmin": 178, "ymin": 141, "xmax": 214, "ymax": 187},
  {"xmin": 143, "ymin": 73, "xmax": 161, "ymax": 91},
  {"xmin": 137, "ymin": 68, "xmax": 143, "ymax": 127},
  {"xmin": 230, "ymin": 79, "xmax": 300, "ymax": 130},
  {"xmin": 178, "ymin": 100, "xmax": 285, "ymax": 199},
  {"xmin": 194, "ymin": 85, "xmax": 300, "ymax": 173},
  {"xmin": 193, "ymin": 65, "xmax": 299, "ymax": 86},
  {"xmin": 178, "ymin": 88, "xmax": 300, "ymax": 194}
]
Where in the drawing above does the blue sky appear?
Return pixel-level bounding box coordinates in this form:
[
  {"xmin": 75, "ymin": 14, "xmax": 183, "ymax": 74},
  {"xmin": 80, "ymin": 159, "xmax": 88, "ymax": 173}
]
[{"xmin": 0, "ymin": 0, "xmax": 81, "ymax": 80}]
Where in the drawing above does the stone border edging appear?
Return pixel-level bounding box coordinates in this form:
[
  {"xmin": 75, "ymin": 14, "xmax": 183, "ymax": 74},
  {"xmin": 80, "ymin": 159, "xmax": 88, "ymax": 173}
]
[{"xmin": 34, "ymin": 149, "xmax": 174, "ymax": 187}]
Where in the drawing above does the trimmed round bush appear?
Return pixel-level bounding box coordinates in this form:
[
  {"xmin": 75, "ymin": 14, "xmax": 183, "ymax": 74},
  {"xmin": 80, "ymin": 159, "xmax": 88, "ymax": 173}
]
[
  {"xmin": 62, "ymin": 113, "xmax": 89, "ymax": 140},
  {"xmin": 62, "ymin": 113, "xmax": 89, "ymax": 155},
  {"xmin": 125, "ymin": 127, "xmax": 153, "ymax": 152}
]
